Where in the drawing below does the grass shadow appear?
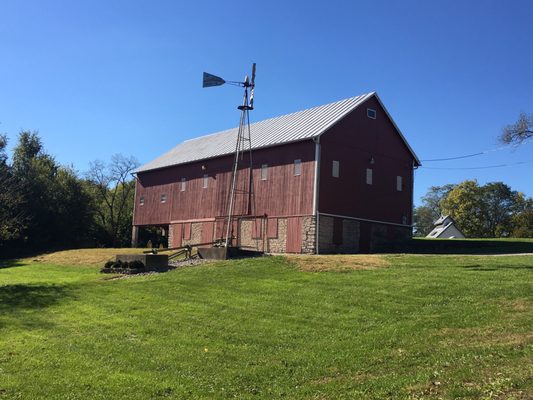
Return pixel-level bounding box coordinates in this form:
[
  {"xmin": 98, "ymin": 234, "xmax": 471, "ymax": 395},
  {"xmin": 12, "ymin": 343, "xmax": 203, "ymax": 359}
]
[
  {"xmin": 0, "ymin": 258, "xmax": 27, "ymax": 270},
  {"xmin": 0, "ymin": 284, "xmax": 74, "ymax": 312},
  {"xmin": 385, "ymin": 238, "xmax": 533, "ymax": 255},
  {"xmin": 463, "ymin": 264, "xmax": 533, "ymax": 271}
]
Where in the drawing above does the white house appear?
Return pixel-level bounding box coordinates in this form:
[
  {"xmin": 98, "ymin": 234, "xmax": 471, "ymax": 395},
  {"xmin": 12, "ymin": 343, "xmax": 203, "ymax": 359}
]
[{"xmin": 426, "ymin": 215, "xmax": 465, "ymax": 239}]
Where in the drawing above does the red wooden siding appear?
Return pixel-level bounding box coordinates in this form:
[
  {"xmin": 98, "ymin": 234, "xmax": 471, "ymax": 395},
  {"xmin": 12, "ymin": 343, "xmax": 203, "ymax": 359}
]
[
  {"xmin": 134, "ymin": 141, "xmax": 315, "ymax": 226},
  {"xmin": 286, "ymin": 217, "xmax": 302, "ymax": 253},
  {"xmin": 201, "ymin": 221, "xmax": 214, "ymax": 244},
  {"xmin": 171, "ymin": 223, "xmax": 183, "ymax": 248},
  {"xmin": 267, "ymin": 218, "xmax": 278, "ymax": 238},
  {"xmin": 318, "ymin": 96, "xmax": 415, "ymax": 225},
  {"xmin": 183, "ymin": 223, "xmax": 192, "ymax": 240},
  {"xmin": 252, "ymin": 218, "xmax": 262, "ymax": 239}
]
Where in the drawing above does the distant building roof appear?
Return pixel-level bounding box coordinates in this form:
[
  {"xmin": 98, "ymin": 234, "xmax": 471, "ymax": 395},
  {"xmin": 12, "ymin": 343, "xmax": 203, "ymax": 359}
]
[
  {"xmin": 136, "ymin": 92, "xmax": 420, "ymax": 173},
  {"xmin": 427, "ymin": 215, "xmax": 466, "ymax": 239}
]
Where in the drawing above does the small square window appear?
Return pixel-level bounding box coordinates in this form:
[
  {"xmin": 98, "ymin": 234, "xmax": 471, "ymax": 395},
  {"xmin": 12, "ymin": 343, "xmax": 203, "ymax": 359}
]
[
  {"xmin": 139, "ymin": 196, "xmax": 145, "ymax": 206},
  {"xmin": 367, "ymin": 108, "xmax": 376, "ymax": 119},
  {"xmin": 180, "ymin": 177, "xmax": 186, "ymax": 191},
  {"xmin": 396, "ymin": 176, "xmax": 403, "ymax": 191},
  {"xmin": 203, "ymin": 174, "xmax": 209, "ymax": 189},
  {"xmin": 294, "ymin": 159, "xmax": 301, "ymax": 176},
  {"xmin": 160, "ymin": 194, "xmax": 167, "ymax": 203},
  {"xmin": 366, "ymin": 168, "xmax": 373, "ymax": 185},
  {"xmin": 261, "ymin": 164, "xmax": 268, "ymax": 181},
  {"xmin": 332, "ymin": 160, "xmax": 339, "ymax": 178}
]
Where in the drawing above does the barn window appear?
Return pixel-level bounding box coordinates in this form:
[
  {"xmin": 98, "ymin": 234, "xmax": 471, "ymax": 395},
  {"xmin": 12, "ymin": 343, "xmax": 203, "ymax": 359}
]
[
  {"xmin": 366, "ymin": 168, "xmax": 373, "ymax": 185},
  {"xmin": 396, "ymin": 176, "xmax": 403, "ymax": 191},
  {"xmin": 180, "ymin": 177, "xmax": 186, "ymax": 191},
  {"xmin": 203, "ymin": 174, "xmax": 208, "ymax": 189},
  {"xmin": 160, "ymin": 194, "xmax": 167, "ymax": 203},
  {"xmin": 294, "ymin": 159, "xmax": 301, "ymax": 176},
  {"xmin": 332, "ymin": 160, "xmax": 340, "ymax": 178},
  {"xmin": 139, "ymin": 196, "xmax": 145, "ymax": 206},
  {"xmin": 367, "ymin": 108, "xmax": 376, "ymax": 119},
  {"xmin": 261, "ymin": 164, "xmax": 268, "ymax": 180}
]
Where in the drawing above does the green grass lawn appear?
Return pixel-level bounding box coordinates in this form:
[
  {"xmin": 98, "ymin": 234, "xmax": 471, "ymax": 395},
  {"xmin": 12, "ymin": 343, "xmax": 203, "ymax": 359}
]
[{"xmin": 0, "ymin": 252, "xmax": 532, "ymax": 399}]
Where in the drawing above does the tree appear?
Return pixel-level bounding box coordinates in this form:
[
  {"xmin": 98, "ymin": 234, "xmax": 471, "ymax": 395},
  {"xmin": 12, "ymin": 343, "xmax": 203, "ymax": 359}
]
[
  {"xmin": 9, "ymin": 130, "xmax": 95, "ymax": 248},
  {"xmin": 86, "ymin": 154, "xmax": 139, "ymax": 247},
  {"xmin": 500, "ymin": 112, "xmax": 533, "ymax": 145},
  {"xmin": 440, "ymin": 180, "xmax": 526, "ymax": 238},
  {"xmin": 441, "ymin": 180, "xmax": 487, "ymax": 237},
  {"xmin": 413, "ymin": 184, "xmax": 455, "ymax": 236},
  {"xmin": 511, "ymin": 195, "xmax": 533, "ymax": 237},
  {"xmin": 12, "ymin": 131, "xmax": 60, "ymax": 246},
  {"xmin": 0, "ymin": 134, "xmax": 26, "ymax": 243}
]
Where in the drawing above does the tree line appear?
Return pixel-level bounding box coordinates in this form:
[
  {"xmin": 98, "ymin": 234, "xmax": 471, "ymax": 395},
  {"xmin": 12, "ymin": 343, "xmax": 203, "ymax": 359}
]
[
  {"xmin": 414, "ymin": 111, "xmax": 533, "ymax": 238},
  {"xmin": 414, "ymin": 180, "xmax": 533, "ymax": 238},
  {"xmin": 0, "ymin": 130, "xmax": 138, "ymax": 255}
]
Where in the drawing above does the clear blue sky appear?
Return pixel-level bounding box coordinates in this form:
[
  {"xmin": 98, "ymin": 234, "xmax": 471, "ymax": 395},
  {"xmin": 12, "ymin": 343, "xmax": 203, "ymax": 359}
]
[{"xmin": 1, "ymin": 0, "xmax": 532, "ymax": 204}]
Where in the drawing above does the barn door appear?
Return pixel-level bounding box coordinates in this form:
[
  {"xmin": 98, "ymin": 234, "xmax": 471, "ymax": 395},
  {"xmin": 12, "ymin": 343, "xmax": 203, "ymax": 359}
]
[
  {"xmin": 286, "ymin": 217, "xmax": 302, "ymax": 253},
  {"xmin": 172, "ymin": 224, "xmax": 183, "ymax": 248},
  {"xmin": 201, "ymin": 221, "xmax": 215, "ymax": 245}
]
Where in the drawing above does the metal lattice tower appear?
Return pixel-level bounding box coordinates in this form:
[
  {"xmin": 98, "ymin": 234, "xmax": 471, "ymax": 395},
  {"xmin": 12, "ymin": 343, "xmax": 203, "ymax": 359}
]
[{"xmin": 202, "ymin": 64, "xmax": 257, "ymax": 247}]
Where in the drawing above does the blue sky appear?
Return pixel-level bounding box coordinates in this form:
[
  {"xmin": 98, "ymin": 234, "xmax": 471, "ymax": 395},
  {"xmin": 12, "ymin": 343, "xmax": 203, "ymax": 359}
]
[{"xmin": 1, "ymin": 0, "xmax": 532, "ymax": 204}]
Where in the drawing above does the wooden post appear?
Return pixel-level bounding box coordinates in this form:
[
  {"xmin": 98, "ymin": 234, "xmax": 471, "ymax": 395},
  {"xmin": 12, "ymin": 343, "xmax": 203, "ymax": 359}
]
[{"xmin": 131, "ymin": 226, "xmax": 139, "ymax": 248}]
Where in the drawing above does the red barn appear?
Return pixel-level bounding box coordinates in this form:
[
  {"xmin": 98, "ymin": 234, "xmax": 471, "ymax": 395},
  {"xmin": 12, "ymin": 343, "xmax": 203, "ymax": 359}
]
[{"xmin": 132, "ymin": 92, "xmax": 420, "ymax": 253}]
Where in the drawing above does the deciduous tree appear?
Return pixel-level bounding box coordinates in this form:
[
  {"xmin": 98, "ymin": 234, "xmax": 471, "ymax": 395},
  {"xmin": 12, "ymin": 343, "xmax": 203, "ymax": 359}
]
[
  {"xmin": 500, "ymin": 112, "xmax": 533, "ymax": 145},
  {"xmin": 0, "ymin": 134, "xmax": 25, "ymax": 243},
  {"xmin": 413, "ymin": 184, "xmax": 455, "ymax": 236},
  {"xmin": 86, "ymin": 154, "xmax": 139, "ymax": 247}
]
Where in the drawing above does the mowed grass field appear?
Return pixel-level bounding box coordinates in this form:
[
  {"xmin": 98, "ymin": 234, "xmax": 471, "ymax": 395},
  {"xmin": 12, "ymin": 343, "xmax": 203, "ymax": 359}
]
[{"xmin": 0, "ymin": 250, "xmax": 532, "ymax": 399}]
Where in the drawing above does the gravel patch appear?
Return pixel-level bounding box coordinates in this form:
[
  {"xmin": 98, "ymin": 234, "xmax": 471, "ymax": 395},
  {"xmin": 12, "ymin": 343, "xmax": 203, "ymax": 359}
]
[{"xmin": 169, "ymin": 257, "xmax": 213, "ymax": 268}]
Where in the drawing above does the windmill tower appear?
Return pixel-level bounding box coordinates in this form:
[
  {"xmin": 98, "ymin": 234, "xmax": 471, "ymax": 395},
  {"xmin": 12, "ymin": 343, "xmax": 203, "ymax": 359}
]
[{"xmin": 202, "ymin": 64, "xmax": 257, "ymax": 248}]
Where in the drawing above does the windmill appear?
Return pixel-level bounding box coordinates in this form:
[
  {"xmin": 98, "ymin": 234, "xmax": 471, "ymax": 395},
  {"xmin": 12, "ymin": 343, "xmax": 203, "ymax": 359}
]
[{"xmin": 203, "ymin": 63, "xmax": 257, "ymax": 248}]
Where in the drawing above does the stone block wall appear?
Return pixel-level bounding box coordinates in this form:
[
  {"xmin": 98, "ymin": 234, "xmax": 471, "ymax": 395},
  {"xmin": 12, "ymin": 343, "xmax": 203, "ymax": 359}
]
[
  {"xmin": 239, "ymin": 219, "xmax": 264, "ymax": 251},
  {"xmin": 167, "ymin": 225, "xmax": 174, "ymax": 247},
  {"xmin": 317, "ymin": 215, "xmax": 360, "ymax": 254},
  {"xmin": 369, "ymin": 223, "xmax": 411, "ymax": 252},
  {"xmin": 183, "ymin": 223, "xmax": 203, "ymax": 246},
  {"xmin": 165, "ymin": 215, "xmax": 410, "ymax": 254},
  {"xmin": 301, "ymin": 216, "xmax": 316, "ymax": 254},
  {"xmin": 267, "ymin": 218, "xmax": 287, "ymax": 253}
]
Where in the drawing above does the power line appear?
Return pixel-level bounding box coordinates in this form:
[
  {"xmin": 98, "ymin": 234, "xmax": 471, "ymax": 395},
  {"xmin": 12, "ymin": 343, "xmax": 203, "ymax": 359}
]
[
  {"xmin": 420, "ymin": 160, "xmax": 532, "ymax": 170},
  {"xmin": 422, "ymin": 152, "xmax": 485, "ymax": 162},
  {"xmin": 420, "ymin": 139, "xmax": 532, "ymax": 162}
]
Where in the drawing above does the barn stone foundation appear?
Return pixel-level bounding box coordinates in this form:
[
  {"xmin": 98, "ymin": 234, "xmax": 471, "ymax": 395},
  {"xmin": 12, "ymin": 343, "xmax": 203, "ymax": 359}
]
[
  {"xmin": 317, "ymin": 214, "xmax": 411, "ymax": 254},
  {"xmin": 317, "ymin": 215, "xmax": 360, "ymax": 254},
  {"xmin": 301, "ymin": 216, "xmax": 317, "ymax": 254},
  {"xmin": 267, "ymin": 218, "xmax": 287, "ymax": 253},
  {"xmin": 165, "ymin": 214, "xmax": 410, "ymax": 254}
]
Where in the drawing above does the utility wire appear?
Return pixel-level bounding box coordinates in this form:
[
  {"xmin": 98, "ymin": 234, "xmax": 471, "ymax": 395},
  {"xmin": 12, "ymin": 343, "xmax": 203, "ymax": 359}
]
[
  {"xmin": 420, "ymin": 160, "xmax": 532, "ymax": 170},
  {"xmin": 420, "ymin": 139, "xmax": 532, "ymax": 162}
]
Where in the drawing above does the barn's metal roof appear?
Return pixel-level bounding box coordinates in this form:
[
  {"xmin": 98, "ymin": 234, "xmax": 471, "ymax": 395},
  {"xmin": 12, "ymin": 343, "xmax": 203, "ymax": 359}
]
[{"xmin": 136, "ymin": 92, "xmax": 420, "ymax": 173}]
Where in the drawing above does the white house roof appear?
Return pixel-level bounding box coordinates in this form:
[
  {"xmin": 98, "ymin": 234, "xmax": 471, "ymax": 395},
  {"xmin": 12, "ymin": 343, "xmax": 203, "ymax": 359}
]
[
  {"xmin": 427, "ymin": 215, "xmax": 465, "ymax": 239},
  {"xmin": 434, "ymin": 215, "xmax": 451, "ymax": 226},
  {"xmin": 136, "ymin": 92, "xmax": 420, "ymax": 173}
]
